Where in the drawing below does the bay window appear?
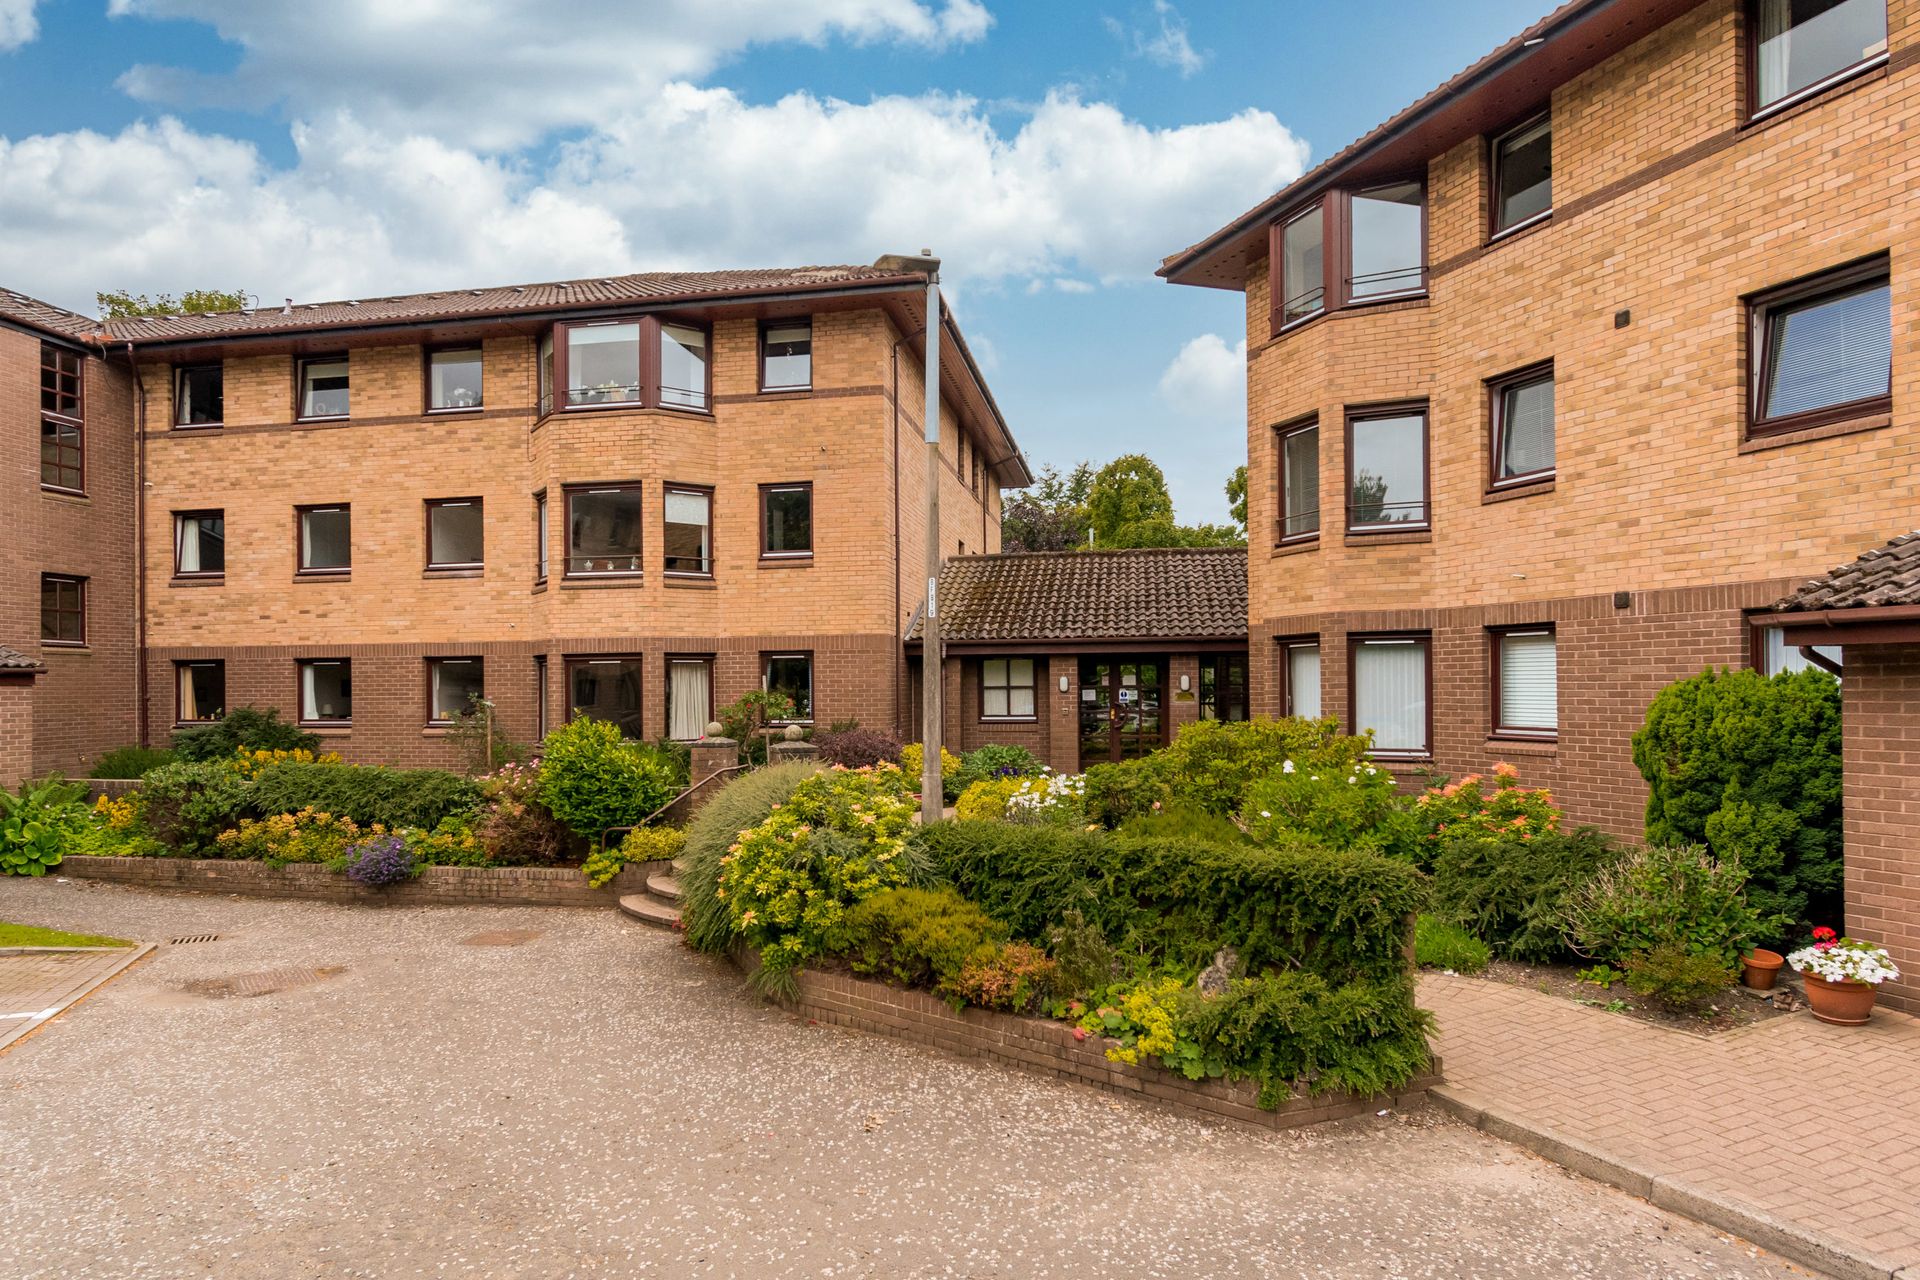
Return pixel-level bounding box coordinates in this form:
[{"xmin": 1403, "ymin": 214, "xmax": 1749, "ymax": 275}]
[
  {"xmin": 1277, "ymin": 419, "xmax": 1319, "ymax": 543},
  {"xmin": 1350, "ymin": 634, "xmax": 1430, "ymax": 758},
  {"xmin": 1749, "ymin": 258, "xmax": 1891, "ymax": 436},
  {"xmin": 534, "ymin": 491, "xmax": 549, "ymax": 581},
  {"xmin": 1270, "ymin": 182, "xmax": 1427, "ymax": 332},
  {"xmin": 1492, "ymin": 627, "xmax": 1558, "ymax": 739},
  {"xmin": 1282, "ymin": 639, "xmax": 1321, "ymax": 720},
  {"xmin": 1346, "ymin": 406, "xmax": 1429, "ymax": 532},
  {"xmin": 544, "ymin": 317, "xmax": 712, "ymax": 414},
  {"xmin": 658, "ymin": 323, "xmax": 710, "ymax": 410},
  {"xmin": 1347, "ymin": 181, "xmax": 1425, "ymax": 300},
  {"xmin": 1751, "ymin": 0, "xmax": 1887, "ymax": 114},
  {"xmin": 1277, "ymin": 203, "xmax": 1325, "ymax": 328}
]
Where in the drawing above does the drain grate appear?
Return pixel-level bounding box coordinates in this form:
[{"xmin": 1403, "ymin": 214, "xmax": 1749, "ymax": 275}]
[
  {"xmin": 182, "ymin": 966, "xmax": 344, "ymax": 999},
  {"xmin": 168, "ymin": 934, "xmax": 222, "ymax": 946}
]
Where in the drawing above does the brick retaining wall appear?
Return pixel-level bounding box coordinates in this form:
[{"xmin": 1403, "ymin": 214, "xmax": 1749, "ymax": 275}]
[
  {"xmin": 767, "ymin": 961, "xmax": 1440, "ymax": 1133},
  {"xmin": 59, "ymin": 855, "xmax": 650, "ymax": 908}
]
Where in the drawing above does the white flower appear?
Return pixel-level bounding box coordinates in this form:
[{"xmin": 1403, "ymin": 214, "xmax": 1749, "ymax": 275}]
[
  {"xmin": 1282, "ymin": 760, "xmax": 1296, "ymax": 774},
  {"xmin": 1259, "ymin": 811, "xmax": 1272, "ymax": 818},
  {"xmin": 1347, "ymin": 776, "xmax": 1357, "ymax": 785}
]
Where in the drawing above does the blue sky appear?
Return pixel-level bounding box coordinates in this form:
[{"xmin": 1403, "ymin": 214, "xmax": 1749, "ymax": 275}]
[{"xmin": 0, "ymin": 0, "xmax": 1552, "ymax": 522}]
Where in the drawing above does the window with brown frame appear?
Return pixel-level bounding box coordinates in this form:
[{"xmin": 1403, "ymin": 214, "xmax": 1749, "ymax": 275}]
[
  {"xmin": 174, "ymin": 364, "xmax": 223, "ymax": 427},
  {"xmin": 297, "ymin": 355, "xmax": 350, "ymax": 420},
  {"xmin": 173, "ymin": 510, "xmax": 226, "ymax": 577},
  {"xmin": 427, "ymin": 347, "xmax": 484, "ymax": 412},
  {"xmin": 760, "ymin": 319, "xmax": 812, "ymax": 391},
  {"xmin": 1269, "ymin": 182, "xmax": 1427, "ymax": 334},
  {"xmin": 1752, "ymin": 622, "xmax": 1842, "ymax": 677},
  {"xmin": 666, "ymin": 655, "xmax": 714, "ymax": 741},
  {"xmin": 1490, "ymin": 626, "xmax": 1557, "ymax": 740},
  {"xmin": 542, "ymin": 316, "xmax": 712, "ymax": 415},
  {"xmin": 565, "ymin": 485, "xmax": 643, "ymax": 577},
  {"xmin": 1275, "ymin": 201, "xmax": 1326, "ymax": 329},
  {"xmin": 1345, "ymin": 405, "xmax": 1429, "ymax": 533},
  {"xmin": 297, "ymin": 659, "xmax": 352, "ymax": 725},
  {"xmin": 763, "ymin": 652, "xmax": 814, "ymax": 723},
  {"xmin": 1198, "ymin": 655, "xmax": 1249, "ymax": 723},
  {"xmin": 40, "ymin": 574, "xmax": 85, "ymax": 646},
  {"xmin": 1276, "ymin": 418, "xmax": 1319, "ymax": 543},
  {"xmin": 760, "ymin": 483, "xmax": 813, "ymax": 559},
  {"xmin": 1488, "ymin": 362, "xmax": 1555, "ymax": 488},
  {"xmin": 663, "ymin": 485, "xmax": 713, "ymax": 576},
  {"xmin": 534, "ymin": 491, "xmax": 549, "ymax": 582},
  {"xmin": 426, "ymin": 497, "xmax": 484, "ymax": 570},
  {"xmin": 1349, "ymin": 633, "xmax": 1430, "ymax": 758},
  {"xmin": 980, "ymin": 658, "xmax": 1037, "ymax": 720},
  {"xmin": 427, "ymin": 657, "xmax": 485, "ymax": 725},
  {"xmin": 1748, "ymin": 257, "xmax": 1891, "ymax": 438},
  {"xmin": 40, "ymin": 342, "xmax": 84, "ymax": 492},
  {"xmin": 1278, "ymin": 638, "xmax": 1321, "ymax": 719},
  {"xmin": 175, "ymin": 660, "xmax": 225, "ymax": 724},
  {"xmin": 534, "ymin": 655, "xmax": 549, "ymax": 739},
  {"xmin": 1748, "ymin": 0, "xmax": 1888, "ymax": 117},
  {"xmin": 566, "ymin": 656, "xmax": 645, "ymax": 739},
  {"xmin": 296, "ymin": 505, "xmax": 351, "ymax": 575},
  {"xmin": 1490, "ymin": 112, "xmax": 1552, "ymax": 237}
]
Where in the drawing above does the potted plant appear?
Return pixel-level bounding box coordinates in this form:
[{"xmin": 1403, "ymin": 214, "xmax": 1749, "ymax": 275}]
[
  {"xmin": 1741, "ymin": 946, "xmax": 1785, "ymax": 990},
  {"xmin": 1787, "ymin": 928, "xmax": 1902, "ymax": 1025}
]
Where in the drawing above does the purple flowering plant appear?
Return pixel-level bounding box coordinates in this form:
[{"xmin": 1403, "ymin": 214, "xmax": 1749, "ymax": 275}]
[{"xmin": 344, "ymin": 834, "xmax": 416, "ymax": 887}]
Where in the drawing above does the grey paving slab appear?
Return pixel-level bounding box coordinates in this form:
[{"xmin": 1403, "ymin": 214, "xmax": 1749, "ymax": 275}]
[{"xmin": 0, "ymin": 942, "xmax": 151, "ymax": 1056}]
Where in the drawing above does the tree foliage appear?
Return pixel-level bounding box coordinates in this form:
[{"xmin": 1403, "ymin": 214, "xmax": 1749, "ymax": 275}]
[
  {"xmin": 1226, "ymin": 464, "xmax": 1248, "ymax": 534},
  {"xmin": 1630, "ymin": 666, "xmax": 1842, "ymax": 932},
  {"xmin": 97, "ymin": 288, "xmax": 249, "ymax": 319},
  {"xmin": 1087, "ymin": 453, "xmax": 1176, "ymax": 545}
]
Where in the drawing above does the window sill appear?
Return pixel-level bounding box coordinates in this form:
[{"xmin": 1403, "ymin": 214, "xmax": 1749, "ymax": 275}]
[
  {"xmin": 294, "ymin": 571, "xmax": 350, "ymax": 583},
  {"xmin": 294, "ymin": 416, "xmax": 350, "ymax": 425},
  {"xmin": 1485, "ymin": 211, "xmax": 1553, "ymax": 248},
  {"xmin": 39, "ymin": 643, "xmax": 90, "ymax": 654},
  {"xmin": 1483, "ymin": 478, "xmax": 1555, "ymax": 505},
  {"xmin": 424, "ymin": 567, "xmax": 484, "ymax": 579},
  {"xmin": 664, "ymin": 577, "xmax": 718, "ymax": 591},
  {"xmin": 1740, "ymin": 411, "xmax": 1890, "ymax": 454},
  {"xmin": 1369, "ymin": 754, "xmax": 1433, "ymax": 768},
  {"xmin": 169, "ymin": 575, "xmax": 225, "ymax": 588},
  {"xmin": 758, "ymin": 387, "xmax": 813, "ymax": 399},
  {"xmin": 1486, "ymin": 736, "xmax": 1558, "ymax": 756},
  {"xmin": 40, "ymin": 487, "xmax": 89, "ymax": 503},
  {"xmin": 425, "ymin": 407, "xmax": 485, "ymax": 416},
  {"xmin": 533, "ymin": 579, "xmax": 549, "ymax": 595},
  {"xmin": 560, "ymin": 576, "xmax": 644, "ymax": 589},
  {"xmin": 422, "ymin": 725, "xmax": 452, "ymax": 737},
  {"xmin": 1334, "ymin": 292, "xmax": 1428, "ymax": 317},
  {"xmin": 171, "ymin": 423, "xmax": 224, "ymax": 432},
  {"xmin": 301, "ymin": 724, "xmax": 353, "ymax": 736},
  {"xmin": 759, "ymin": 555, "xmax": 815, "ymax": 568},
  {"xmin": 1272, "ymin": 538, "xmax": 1320, "ymax": 559},
  {"xmin": 1344, "ymin": 530, "xmax": 1432, "ymax": 547},
  {"xmin": 1741, "ymin": 57, "xmax": 1888, "ymax": 132},
  {"xmin": 979, "ymin": 717, "xmax": 1040, "ymax": 725}
]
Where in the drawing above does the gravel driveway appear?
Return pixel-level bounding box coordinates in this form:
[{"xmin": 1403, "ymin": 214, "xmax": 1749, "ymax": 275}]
[{"xmin": 0, "ymin": 878, "xmax": 1811, "ymax": 1279}]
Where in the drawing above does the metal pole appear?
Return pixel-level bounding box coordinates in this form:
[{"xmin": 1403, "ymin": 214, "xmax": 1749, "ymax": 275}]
[{"xmin": 919, "ymin": 261, "xmax": 944, "ymax": 825}]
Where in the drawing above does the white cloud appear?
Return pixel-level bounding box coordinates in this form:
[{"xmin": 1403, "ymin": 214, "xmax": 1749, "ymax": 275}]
[
  {"xmin": 0, "ymin": 0, "xmax": 38, "ymax": 51},
  {"xmin": 0, "ymin": 88, "xmax": 1305, "ymax": 311},
  {"xmin": 109, "ymin": 0, "xmax": 996, "ymax": 150},
  {"xmin": 1108, "ymin": 1, "xmax": 1205, "ymax": 77},
  {"xmin": 1158, "ymin": 332, "xmax": 1247, "ymax": 421}
]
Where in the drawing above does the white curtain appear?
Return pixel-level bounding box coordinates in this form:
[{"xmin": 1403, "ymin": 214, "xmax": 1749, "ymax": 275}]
[
  {"xmin": 1287, "ymin": 644, "xmax": 1321, "ymax": 719},
  {"xmin": 301, "ymin": 664, "xmax": 321, "ymax": 720},
  {"xmin": 1499, "ymin": 632, "xmax": 1558, "ymax": 731},
  {"xmin": 1757, "ymin": 0, "xmax": 1792, "ymax": 106},
  {"xmin": 177, "ymin": 518, "xmax": 202, "ymax": 573},
  {"xmin": 669, "ymin": 661, "xmax": 711, "ymax": 740},
  {"xmin": 178, "ymin": 667, "xmax": 202, "ymax": 720},
  {"xmin": 1353, "ymin": 641, "xmax": 1426, "ymax": 753}
]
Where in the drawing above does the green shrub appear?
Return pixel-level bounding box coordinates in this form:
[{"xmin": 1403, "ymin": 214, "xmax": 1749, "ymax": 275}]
[
  {"xmin": 214, "ymin": 809, "xmax": 374, "ymax": 867},
  {"xmin": 918, "ymin": 821, "xmax": 1425, "ymax": 985},
  {"xmin": 1082, "ymin": 756, "xmax": 1176, "ymax": 827},
  {"xmin": 957, "ymin": 744, "xmax": 1044, "ymax": 789},
  {"xmin": 944, "ymin": 941, "xmax": 1058, "ymax": 1012},
  {"xmin": 135, "ymin": 761, "xmax": 254, "ymax": 854},
  {"xmin": 582, "ymin": 825, "xmax": 687, "ymax": 888},
  {"xmin": 1412, "ymin": 916, "xmax": 1490, "ymax": 974},
  {"xmin": 535, "ymin": 718, "xmax": 679, "ymax": 844},
  {"xmin": 899, "ymin": 743, "xmax": 965, "ymax": 802},
  {"xmin": 1622, "ymin": 945, "xmax": 1735, "ymax": 1010},
  {"xmin": 1085, "ymin": 717, "xmax": 1365, "ymax": 826},
  {"xmin": 473, "ymin": 761, "xmax": 571, "ymax": 865},
  {"xmin": 1118, "ymin": 804, "xmax": 1249, "ymax": 845},
  {"xmin": 1413, "ymin": 763, "xmax": 1560, "ymax": 865},
  {"xmin": 829, "ymin": 887, "xmax": 1010, "ymax": 988},
  {"xmin": 1428, "ymin": 828, "xmax": 1621, "ymax": 963},
  {"xmin": 1562, "ymin": 844, "xmax": 1778, "ymax": 968},
  {"xmin": 249, "ymin": 760, "xmax": 483, "ymax": 830},
  {"xmin": 1044, "ymin": 909, "xmax": 1122, "ymax": 995},
  {"xmin": 1632, "ymin": 666, "xmax": 1841, "ymax": 931},
  {"xmin": 953, "ymin": 776, "xmax": 1027, "ymax": 822},
  {"xmin": 171, "ymin": 706, "xmax": 318, "ymax": 762},
  {"xmin": 1240, "ymin": 757, "xmax": 1411, "ymax": 855},
  {"xmin": 89, "ymin": 745, "xmax": 177, "ymax": 779},
  {"xmin": 679, "ymin": 761, "xmax": 822, "ymax": 954},
  {"xmin": 1, "ymin": 776, "xmax": 91, "ymax": 876},
  {"xmin": 405, "ymin": 817, "xmax": 490, "ymax": 867}
]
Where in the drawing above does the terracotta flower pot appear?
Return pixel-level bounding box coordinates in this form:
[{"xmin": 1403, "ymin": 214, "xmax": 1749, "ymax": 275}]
[
  {"xmin": 1741, "ymin": 948, "xmax": 1784, "ymax": 991},
  {"xmin": 1801, "ymin": 972, "xmax": 1878, "ymax": 1025}
]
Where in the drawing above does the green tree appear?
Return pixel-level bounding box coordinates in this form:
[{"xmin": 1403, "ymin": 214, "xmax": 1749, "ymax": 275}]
[
  {"xmin": 1630, "ymin": 666, "xmax": 1842, "ymax": 933},
  {"xmin": 1002, "ymin": 461, "xmax": 1094, "ymax": 552},
  {"xmin": 1226, "ymin": 465, "xmax": 1248, "ymax": 535},
  {"xmin": 97, "ymin": 288, "xmax": 249, "ymax": 320},
  {"xmin": 1087, "ymin": 454, "xmax": 1175, "ymax": 546}
]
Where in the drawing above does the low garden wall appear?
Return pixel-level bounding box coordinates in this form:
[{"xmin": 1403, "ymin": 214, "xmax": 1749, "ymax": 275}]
[
  {"xmin": 754, "ymin": 956, "xmax": 1442, "ymax": 1133},
  {"xmin": 59, "ymin": 855, "xmax": 653, "ymax": 909}
]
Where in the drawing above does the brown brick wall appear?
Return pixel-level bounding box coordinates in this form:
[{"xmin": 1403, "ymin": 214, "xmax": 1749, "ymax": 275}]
[
  {"xmin": 1238, "ymin": 0, "xmax": 1920, "ymax": 836},
  {"xmin": 1, "ymin": 326, "xmax": 140, "ymax": 777},
  {"xmin": 0, "ymin": 673, "xmax": 35, "ymax": 789},
  {"xmin": 1839, "ymin": 646, "xmax": 1920, "ymax": 1015},
  {"xmin": 59, "ymin": 854, "xmax": 651, "ymax": 908},
  {"xmin": 135, "ymin": 302, "xmax": 1002, "ymax": 756}
]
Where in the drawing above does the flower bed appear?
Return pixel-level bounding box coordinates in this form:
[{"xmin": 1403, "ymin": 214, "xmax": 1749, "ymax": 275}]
[{"xmin": 58, "ymin": 854, "xmax": 658, "ymax": 908}]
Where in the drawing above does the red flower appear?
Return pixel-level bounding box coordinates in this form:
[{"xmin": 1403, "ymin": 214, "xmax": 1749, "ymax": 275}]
[{"xmin": 1812, "ymin": 926, "xmax": 1837, "ymax": 942}]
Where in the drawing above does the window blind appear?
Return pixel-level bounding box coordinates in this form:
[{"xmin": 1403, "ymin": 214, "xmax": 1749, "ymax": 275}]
[
  {"xmin": 1354, "ymin": 640, "xmax": 1425, "ymax": 752},
  {"xmin": 1287, "ymin": 644, "xmax": 1321, "ymax": 719},
  {"xmin": 1498, "ymin": 632, "xmax": 1557, "ymax": 731},
  {"xmin": 1765, "ymin": 283, "xmax": 1891, "ymax": 418}
]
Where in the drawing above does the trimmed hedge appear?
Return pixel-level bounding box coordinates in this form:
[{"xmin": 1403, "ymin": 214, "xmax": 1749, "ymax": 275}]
[
  {"xmin": 248, "ymin": 760, "xmax": 483, "ymax": 830},
  {"xmin": 1428, "ymin": 828, "xmax": 1621, "ymax": 963},
  {"xmin": 917, "ymin": 821, "xmax": 1426, "ymax": 986}
]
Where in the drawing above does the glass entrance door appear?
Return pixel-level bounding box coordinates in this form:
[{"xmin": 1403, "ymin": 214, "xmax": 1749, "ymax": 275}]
[{"xmin": 1078, "ymin": 657, "xmax": 1166, "ymax": 765}]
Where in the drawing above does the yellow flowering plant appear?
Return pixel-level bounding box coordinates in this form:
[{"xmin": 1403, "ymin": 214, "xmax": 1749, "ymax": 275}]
[{"xmin": 225, "ymin": 746, "xmax": 341, "ymax": 779}]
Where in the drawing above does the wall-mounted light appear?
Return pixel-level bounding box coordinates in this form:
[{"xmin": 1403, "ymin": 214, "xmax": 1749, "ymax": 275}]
[
  {"xmin": 1058, "ymin": 675, "xmax": 1070, "ymax": 693},
  {"xmin": 1179, "ymin": 674, "xmax": 1191, "ymax": 692}
]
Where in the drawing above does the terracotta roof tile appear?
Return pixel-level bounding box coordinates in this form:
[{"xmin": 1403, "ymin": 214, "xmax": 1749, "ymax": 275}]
[
  {"xmin": 0, "ymin": 644, "xmax": 45, "ymax": 671},
  {"xmin": 909, "ymin": 548, "xmax": 1247, "ymax": 643},
  {"xmin": 0, "ymin": 287, "xmax": 104, "ymax": 342},
  {"xmin": 102, "ymin": 265, "xmax": 916, "ymax": 342},
  {"xmin": 1772, "ymin": 531, "xmax": 1920, "ymax": 613}
]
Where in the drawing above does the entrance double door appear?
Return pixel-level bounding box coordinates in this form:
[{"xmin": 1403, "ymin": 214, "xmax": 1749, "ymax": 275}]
[{"xmin": 1078, "ymin": 657, "xmax": 1166, "ymax": 765}]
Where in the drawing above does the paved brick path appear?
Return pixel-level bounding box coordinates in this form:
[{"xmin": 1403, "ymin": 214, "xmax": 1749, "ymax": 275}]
[
  {"xmin": 1424, "ymin": 972, "xmax": 1920, "ymax": 1278},
  {"xmin": 0, "ymin": 946, "xmax": 147, "ymax": 1054}
]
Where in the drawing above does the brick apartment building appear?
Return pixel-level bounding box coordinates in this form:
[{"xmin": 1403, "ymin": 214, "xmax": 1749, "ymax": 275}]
[
  {"xmin": 1160, "ymin": 0, "xmax": 1917, "ymax": 1003},
  {"xmin": 1, "ymin": 264, "xmax": 1028, "ymax": 778}
]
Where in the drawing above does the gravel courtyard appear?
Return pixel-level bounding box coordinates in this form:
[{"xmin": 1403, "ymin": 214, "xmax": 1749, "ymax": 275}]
[{"xmin": 1, "ymin": 879, "xmax": 1811, "ymax": 1279}]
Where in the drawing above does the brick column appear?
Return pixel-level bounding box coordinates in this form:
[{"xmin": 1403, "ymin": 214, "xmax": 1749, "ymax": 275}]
[
  {"xmin": 1167, "ymin": 652, "xmax": 1201, "ymax": 739},
  {"xmin": 0, "ymin": 672, "xmax": 38, "ymax": 790},
  {"xmin": 1840, "ymin": 645, "xmax": 1920, "ymax": 1015},
  {"xmin": 1047, "ymin": 656, "xmax": 1082, "ymax": 774}
]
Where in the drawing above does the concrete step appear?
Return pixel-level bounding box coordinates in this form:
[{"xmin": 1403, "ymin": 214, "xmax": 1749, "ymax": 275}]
[
  {"xmin": 645, "ymin": 872, "xmax": 682, "ymax": 903},
  {"xmin": 618, "ymin": 894, "xmax": 682, "ymax": 929}
]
